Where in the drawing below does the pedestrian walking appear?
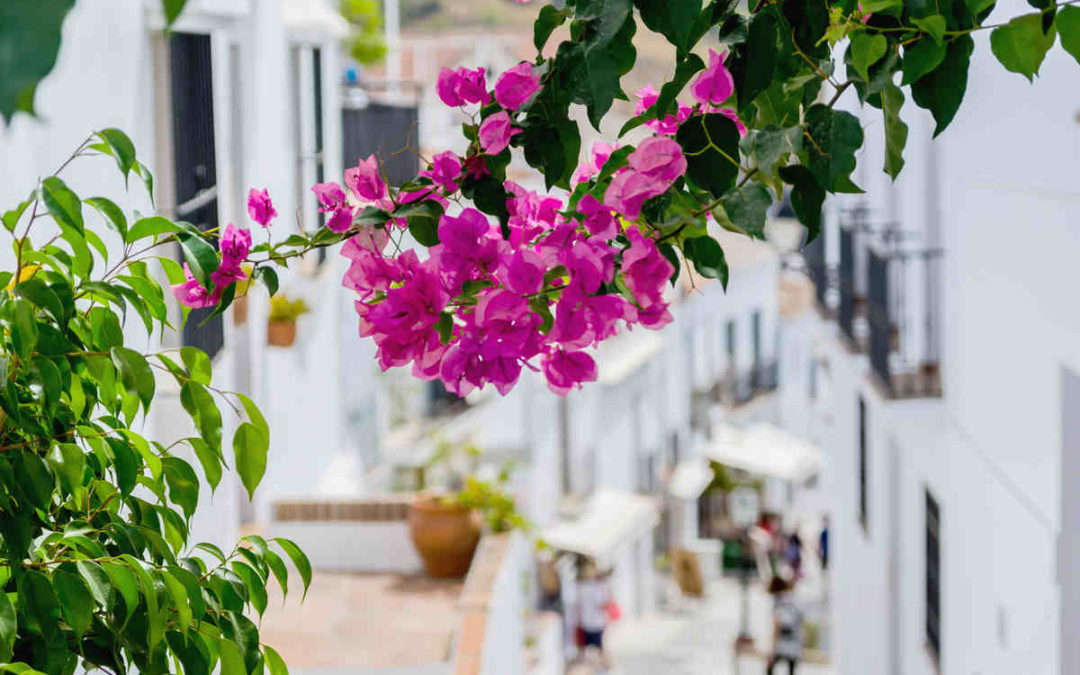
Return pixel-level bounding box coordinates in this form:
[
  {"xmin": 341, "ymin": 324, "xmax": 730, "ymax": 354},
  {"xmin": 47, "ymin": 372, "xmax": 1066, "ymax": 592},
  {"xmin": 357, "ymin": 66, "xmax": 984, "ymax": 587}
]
[
  {"xmin": 766, "ymin": 576, "xmax": 804, "ymax": 675},
  {"xmin": 783, "ymin": 531, "xmax": 803, "ymax": 580},
  {"xmin": 818, "ymin": 516, "xmax": 829, "ymax": 571},
  {"xmin": 576, "ymin": 559, "xmax": 614, "ymax": 671}
]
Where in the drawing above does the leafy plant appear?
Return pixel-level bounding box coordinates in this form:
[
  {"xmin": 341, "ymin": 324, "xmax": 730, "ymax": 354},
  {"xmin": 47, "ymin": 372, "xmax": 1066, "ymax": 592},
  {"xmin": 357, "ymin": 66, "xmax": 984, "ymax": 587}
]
[
  {"xmin": 341, "ymin": 0, "xmax": 388, "ymax": 65},
  {"xmin": 267, "ymin": 295, "xmax": 310, "ymax": 324},
  {"xmin": 456, "ymin": 466, "xmax": 530, "ymax": 534},
  {"xmin": 0, "ymin": 129, "xmax": 310, "ymax": 674}
]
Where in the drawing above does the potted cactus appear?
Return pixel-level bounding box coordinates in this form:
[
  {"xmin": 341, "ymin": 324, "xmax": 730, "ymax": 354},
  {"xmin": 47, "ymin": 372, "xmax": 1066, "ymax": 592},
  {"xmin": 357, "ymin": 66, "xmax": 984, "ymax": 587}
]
[{"xmin": 267, "ymin": 295, "xmax": 309, "ymax": 347}]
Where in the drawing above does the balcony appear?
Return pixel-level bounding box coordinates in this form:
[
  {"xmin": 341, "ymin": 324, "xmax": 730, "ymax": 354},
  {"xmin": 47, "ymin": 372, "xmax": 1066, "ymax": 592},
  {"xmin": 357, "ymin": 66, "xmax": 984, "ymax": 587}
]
[{"xmin": 866, "ymin": 247, "xmax": 943, "ymax": 398}]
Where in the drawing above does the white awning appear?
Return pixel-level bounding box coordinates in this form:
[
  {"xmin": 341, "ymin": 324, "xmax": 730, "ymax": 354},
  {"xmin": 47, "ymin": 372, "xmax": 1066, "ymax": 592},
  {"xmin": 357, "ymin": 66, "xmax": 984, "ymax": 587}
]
[
  {"xmin": 542, "ymin": 490, "xmax": 658, "ymax": 565},
  {"xmin": 669, "ymin": 457, "xmax": 714, "ymax": 500},
  {"xmin": 283, "ymin": 0, "xmax": 351, "ymax": 37},
  {"xmin": 701, "ymin": 423, "xmax": 822, "ymax": 482}
]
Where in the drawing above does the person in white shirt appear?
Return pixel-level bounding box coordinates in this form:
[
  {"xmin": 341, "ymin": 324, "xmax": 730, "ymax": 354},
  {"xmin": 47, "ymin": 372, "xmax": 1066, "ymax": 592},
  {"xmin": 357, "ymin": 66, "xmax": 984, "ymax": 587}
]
[
  {"xmin": 767, "ymin": 575, "xmax": 804, "ymax": 675},
  {"xmin": 576, "ymin": 559, "xmax": 612, "ymax": 670}
]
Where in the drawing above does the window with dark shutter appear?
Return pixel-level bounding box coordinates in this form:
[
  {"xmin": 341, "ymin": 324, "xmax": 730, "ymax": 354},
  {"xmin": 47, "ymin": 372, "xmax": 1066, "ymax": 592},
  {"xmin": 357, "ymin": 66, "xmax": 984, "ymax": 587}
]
[
  {"xmin": 926, "ymin": 488, "xmax": 941, "ymax": 664},
  {"xmin": 858, "ymin": 395, "xmax": 868, "ymax": 532},
  {"xmin": 169, "ymin": 32, "xmax": 224, "ymax": 360}
]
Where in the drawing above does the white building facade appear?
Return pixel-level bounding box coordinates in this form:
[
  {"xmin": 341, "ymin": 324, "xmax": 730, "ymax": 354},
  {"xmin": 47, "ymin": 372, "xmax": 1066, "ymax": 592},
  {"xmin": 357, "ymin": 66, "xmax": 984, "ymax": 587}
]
[{"xmin": 785, "ymin": 3, "xmax": 1080, "ymax": 672}]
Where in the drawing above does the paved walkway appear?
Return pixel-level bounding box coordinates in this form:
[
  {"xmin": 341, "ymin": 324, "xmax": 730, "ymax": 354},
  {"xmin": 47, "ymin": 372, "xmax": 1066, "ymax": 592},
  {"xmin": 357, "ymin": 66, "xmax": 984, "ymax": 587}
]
[{"xmin": 570, "ymin": 571, "xmax": 833, "ymax": 675}]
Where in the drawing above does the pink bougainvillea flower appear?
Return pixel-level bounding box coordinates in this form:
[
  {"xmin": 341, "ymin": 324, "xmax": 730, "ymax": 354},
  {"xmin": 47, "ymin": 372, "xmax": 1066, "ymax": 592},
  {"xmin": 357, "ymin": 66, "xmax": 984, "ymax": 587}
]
[
  {"xmin": 247, "ymin": 188, "xmax": 277, "ymax": 228},
  {"xmin": 690, "ymin": 49, "xmax": 735, "ymax": 106},
  {"xmin": 628, "ymin": 136, "xmax": 687, "ymax": 184},
  {"xmin": 218, "ymin": 222, "xmax": 252, "ymax": 262},
  {"xmin": 494, "ymin": 62, "xmax": 541, "ymax": 110},
  {"xmin": 603, "ymin": 168, "xmax": 668, "ymax": 220},
  {"xmin": 326, "ymin": 206, "xmax": 357, "ymax": 233},
  {"xmin": 578, "ymin": 194, "xmax": 619, "ymax": 240},
  {"xmin": 345, "ymin": 154, "xmax": 388, "ymax": 202},
  {"xmin": 457, "ymin": 67, "xmax": 490, "ymax": 105},
  {"xmin": 420, "ymin": 151, "xmax": 462, "ymax": 190},
  {"xmin": 171, "ymin": 263, "xmax": 220, "ymax": 309},
  {"xmin": 634, "ymin": 84, "xmax": 659, "ymax": 114},
  {"xmin": 478, "ymin": 111, "xmax": 521, "ymax": 155},
  {"xmin": 572, "ymin": 141, "xmax": 619, "ymax": 183},
  {"xmin": 437, "ymin": 67, "xmax": 464, "ymax": 107},
  {"xmin": 312, "ymin": 182, "xmax": 347, "ymax": 210},
  {"xmin": 498, "ymin": 248, "xmax": 545, "ymax": 295},
  {"xmin": 541, "ymin": 347, "xmax": 598, "ymax": 396},
  {"xmin": 437, "ymin": 67, "xmax": 490, "ymax": 107}
]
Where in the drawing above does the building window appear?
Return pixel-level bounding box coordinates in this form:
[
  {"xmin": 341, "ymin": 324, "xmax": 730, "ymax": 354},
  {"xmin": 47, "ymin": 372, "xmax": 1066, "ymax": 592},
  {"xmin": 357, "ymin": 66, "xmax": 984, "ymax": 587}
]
[
  {"xmin": 725, "ymin": 318, "xmax": 736, "ymax": 363},
  {"xmin": 169, "ymin": 32, "xmax": 224, "ymax": 360},
  {"xmin": 291, "ymin": 44, "xmax": 328, "ymax": 269},
  {"xmin": 925, "ymin": 488, "xmax": 941, "ymax": 664},
  {"xmin": 858, "ymin": 395, "xmax": 868, "ymax": 532}
]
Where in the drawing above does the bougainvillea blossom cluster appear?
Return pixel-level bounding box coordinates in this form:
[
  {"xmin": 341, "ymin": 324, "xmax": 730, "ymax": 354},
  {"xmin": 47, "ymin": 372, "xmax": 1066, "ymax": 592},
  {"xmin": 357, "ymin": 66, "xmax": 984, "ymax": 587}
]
[{"xmin": 172, "ymin": 51, "xmax": 742, "ymax": 397}]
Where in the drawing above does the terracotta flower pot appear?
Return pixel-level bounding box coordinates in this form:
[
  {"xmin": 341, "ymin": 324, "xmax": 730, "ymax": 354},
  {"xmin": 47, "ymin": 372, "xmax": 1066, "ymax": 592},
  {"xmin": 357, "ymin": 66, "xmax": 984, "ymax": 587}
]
[
  {"xmin": 407, "ymin": 496, "xmax": 481, "ymax": 578},
  {"xmin": 267, "ymin": 320, "xmax": 297, "ymax": 347},
  {"xmin": 233, "ymin": 296, "xmax": 249, "ymax": 326}
]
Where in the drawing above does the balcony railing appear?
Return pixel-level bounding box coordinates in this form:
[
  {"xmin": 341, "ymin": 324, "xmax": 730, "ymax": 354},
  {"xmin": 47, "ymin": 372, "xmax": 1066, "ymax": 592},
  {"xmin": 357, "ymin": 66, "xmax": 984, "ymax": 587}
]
[{"xmin": 866, "ymin": 248, "xmax": 943, "ymax": 398}]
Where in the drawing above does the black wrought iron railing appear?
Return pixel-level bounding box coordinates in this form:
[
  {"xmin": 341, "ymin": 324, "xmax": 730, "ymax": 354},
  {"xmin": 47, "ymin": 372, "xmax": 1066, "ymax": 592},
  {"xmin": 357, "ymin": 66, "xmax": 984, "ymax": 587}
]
[
  {"xmin": 838, "ymin": 226, "xmax": 857, "ymax": 345},
  {"xmin": 866, "ymin": 247, "xmax": 943, "ymax": 398}
]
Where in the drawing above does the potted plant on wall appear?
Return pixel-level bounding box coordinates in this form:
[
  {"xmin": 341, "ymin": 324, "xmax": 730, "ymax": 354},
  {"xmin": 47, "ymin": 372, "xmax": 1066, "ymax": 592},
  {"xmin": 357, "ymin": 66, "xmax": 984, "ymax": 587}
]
[
  {"xmin": 407, "ymin": 441, "xmax": 528, "ymax": 578},
  {"xmin": 267, "ymin": 294, "xmax": 309, "ymax": 347}
]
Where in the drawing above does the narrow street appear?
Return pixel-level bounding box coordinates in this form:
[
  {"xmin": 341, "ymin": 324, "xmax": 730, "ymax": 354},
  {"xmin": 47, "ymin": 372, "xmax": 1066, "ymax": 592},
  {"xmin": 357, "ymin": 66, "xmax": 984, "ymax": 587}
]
[{"xmin": 570, "ymin": 567, "xmax": 833, "ymax": 675}]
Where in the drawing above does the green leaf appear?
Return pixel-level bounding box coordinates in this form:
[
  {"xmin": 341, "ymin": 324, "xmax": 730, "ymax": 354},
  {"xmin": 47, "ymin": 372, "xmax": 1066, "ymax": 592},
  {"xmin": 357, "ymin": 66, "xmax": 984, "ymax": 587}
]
[
  {"xmin": 563, "ymin": 42, "xmax": 624, "ymax": 131},
  {"xmin": 218, "ymin": 637, "xmax": 246, "ymax": 675},
  {"xmin": 111, "ymin": 346, "xmax": 155, "ymax": 412},
  {"xmin": 655, "ymin": 53, "xmax": 705, "ymax": 119},
  {"xmin": 75, "ymin": 561, "xmax": 111, "ymax": 607},
  {"xmin": 177, "ymin": 231, "xmax": 219, "ymax": 288},
  {"xmin": 263, "ymin": 645, "xmax": 289, "ymax": 675},
  {"xmin": 19, "ymin": 570, "xmax": 59, "ymax": 638},
  {"xmin": 180, "ymin": 346, "xmax": 212, "ymax": 385},
  {"xmin": 47, "ymin": 443, "xmax": 85, "ymax": 495},
  {"xmin": 96, "ymin": 128, "xmax": 137, "ymax": 179},
  {"xmin": 273, "ymin": 538, "xmax": 312, "ymax": 600},
  {"xmin": 750, "ymin": 125, "xmax": 803, "ymax": 178},
  {"xmin": 861, "ymin": 0, "xmax": 903, "ymax": 12},
  {"xmin": 882, "ymin": 84, "xmax": 909, "ymax": 179},
  {"xmin": 534, "ymin": 5, "xmax": 571, "ymax": 51},
  {"xmin": 126, "ymin": 216, "xmax": 181, "ymax": 244},
  {"xmin": 102, "ymin": 561, "xmax": 139, "ymax": 622},
  {"xmin": 804, "ymin": 104, "xmax": 864, "ymax": 192},
  {"xmin": 255, "ymin": 266, "xmax": 280, "ymax": 296},
  {"xmin": 965, "ymin": 0, "xmax": 996, "ymax": 15},
  {"xmin": 84, "ymin": 196, "xmax": 128, "ymax": 239},
  {"xmin": 0, "ymin": 0, "xmax": 76, "ymax": 123},
  {"xmin": 720, "ymin": 184, "xmax": 772, "ymax": 239},
  {"xmin": 0, "ymin": 586, "xmax": 15, "ymax": 662},
  {"xmin": 232, "ymin": 561, "xmax": 268, "ymax": 617},
  {"xmin": 682, "ymin": 236, "xmax": 728, "ymax": 288},
  {"xmin": 41, "ymin": 176, "xmax": 83, "ymax": 233},
  {"xmin": 1057, "ymin": 6, "xmax": 1080, "ymax": 65},
  {"xmin": 912, "ymin": 15, "xmax": 947, "ymax": 44},
  {"xmin": 52, "ymin": 570, "xmax": 93, "ymax": 639},
  {"xmin": 753, "ymin": 81, "xmax": 802, "ymax": 127},
  {"xmin": 901, "ymin": 37, "xmax": 947, "ymax": 85},
  {"xmin": 16, "ymin": 278, "xmax": 64, "ymax": 323},
  {"xmin": 122, "ymin": 555, "xmax": 164, "ymax": 648},
  {"xmin": 163, "ymin": 457, "xmax": 200, "ymax": 519},
  {"xmin": 634, "ymin": 0, "xmax": 703, "ymax": 53},
  {"xmin": 234, "ymin": 423, "xmax": 268, "ymax": 501},
  {"xmin": 779, "ymin": 164, "xmax": 825, "ymax": 244},
  {"xmin": 991, "ymin": 13, "xmax": 1057, "ymax": 81},
  {"xmin": 1, "ymin": 199, "xmax": 31, "ymax": 232},
  {"xmin": 729, "ymin": 11, "xmax": 777, "ymax": 110},
  {"xmin": 851, "ymin": 33, "xmax": 887, "ymax": 81},
  {"xmin": 675, "ymin": 113, "xmax": 742, "ymax": 197},
  {"xmin": 405, "ymin": 203, "xmax": 442, "ymax": 247},
  {"xmin": 162, "ymin": 0, "xmax": 189, "ymax": 25},
  {"xmin": 181, "ymin": 382, "xmax": 222, "ymax": 452},
  {"xmin": 782, "ymin": 0, "xmax": 830, "ymax": 58},
  {"xmin": 159, "ymin": 570, "xmax": 192, "ymax": 631},
  {"xmin": 263, "ymin": 550, "xmax": 290, "ymax": 600},
  {"xmin": 167, "ymin": 630, "xmax": 210, "ymax": 675},
  {"xmin": 910, "ymin": 35, "xmax": 974, "ymax": 136},
  {"xmin": 134, "ymin": 160, "xmax": 156, "ymax": 204}
]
